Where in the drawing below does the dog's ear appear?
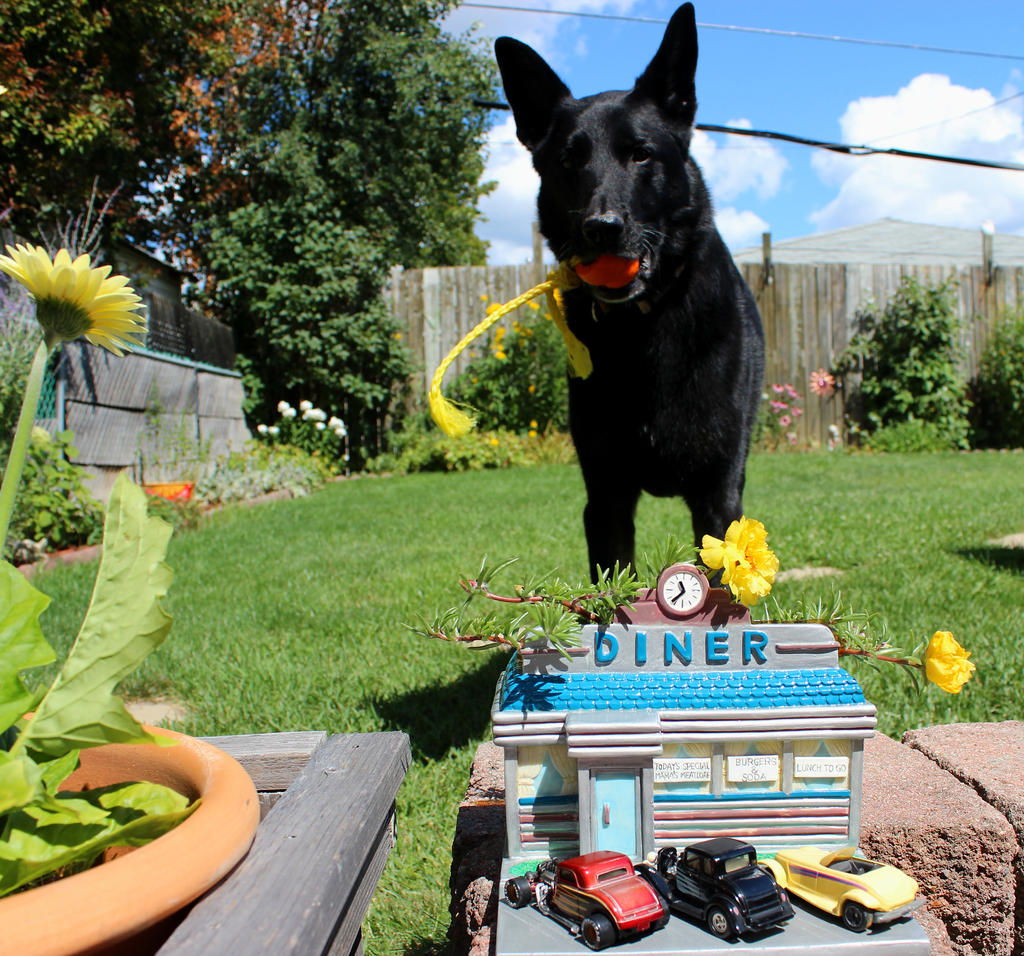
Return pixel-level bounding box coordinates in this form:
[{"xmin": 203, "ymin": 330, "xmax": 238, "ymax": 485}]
[
  {"xmin": 632, "ymin": 2, "xmax": 697, "ymax": 125},
  {"xmin": 495, "ymin": 37, "xmax": 572, "ymax": 151}
]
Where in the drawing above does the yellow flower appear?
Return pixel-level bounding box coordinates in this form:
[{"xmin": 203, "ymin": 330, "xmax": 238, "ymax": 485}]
[
  {"xmin": 530, "ymin": 420, "xmax": 538, "ymax": 429},
  {"xmin": 528, "ymin": 384, "xmax": 536, "ymax": 394},
  {"xmin": 488, "ymin": 436, "xmax": 499, "ymax": 447},
  {"xmin": 923, "ymin": 631, "xmax": 975, "ymax": 694},
  {"xmin": 0, "ymin": 244, "xmax": 145, "ymax": 354},
  {"xmin": 700, "ymin": 516, "xmax": 779, "ymax": 606},
  {"xmin": 495, "ymin": 350, "xmax": 507, "ymax": 360},
  {"xmin": 528, "ymin": 429, "xmax": 537, "ymax": 438},
  {"xmin": 486, "ymin": 303, "xmax": 503, "ymax": 316}
]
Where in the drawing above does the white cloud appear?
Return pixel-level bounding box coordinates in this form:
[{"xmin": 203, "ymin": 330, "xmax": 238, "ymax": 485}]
[
  {"xmin": 477, "ymin": 116, "xmax": 541, "ymax": 264},
  {"xmin": 691, "ymin": 121, "xmax": 788, "ymax": 202},
  {"xmin": 811, "ymin": 74, "xmax": 1024, "ymax": 234},
  {"xmin": 714, "ymin": 207, "xmax": 771, "ymax": 250}
]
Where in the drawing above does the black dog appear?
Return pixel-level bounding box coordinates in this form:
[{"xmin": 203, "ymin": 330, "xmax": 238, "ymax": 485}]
[{"xmin": 495, "ymin": 2, "xmax": 764, "ymax": 580}]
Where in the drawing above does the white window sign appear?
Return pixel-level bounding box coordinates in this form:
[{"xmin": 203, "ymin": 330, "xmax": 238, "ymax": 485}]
[
  {"xmin": 727, "ymin": 754, "xmax": 778, "ymax": 783},
  {"xmin": 653, "ymin": 758, "xmax": 711, "ymax": 783},
  {"xmin": 794, "ymin": 756, "xmax": 849, "ymax": 778}
]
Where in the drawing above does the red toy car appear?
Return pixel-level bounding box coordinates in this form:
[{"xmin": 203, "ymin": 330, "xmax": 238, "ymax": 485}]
[{"xmin": 504, "ymin": 850, "xmax": 669, "ymax": 950}]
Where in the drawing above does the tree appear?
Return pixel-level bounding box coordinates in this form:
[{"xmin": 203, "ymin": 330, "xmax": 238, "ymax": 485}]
[
  {"xmin": 0, "ymin": 0, "xmax": 221, "ymax": 245},
  {"xmin": 189, "ymin": 0, "xmax": 497, "ymax": 464}
]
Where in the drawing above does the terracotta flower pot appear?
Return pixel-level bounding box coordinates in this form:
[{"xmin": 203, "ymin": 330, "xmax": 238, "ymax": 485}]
[
  {"xmin": 143, "ymin": 482, "xmax": 196, "ymax": 502},
  {"xmin": 0, "ymin": 726, "xmax": 260, "ymax": 956}
]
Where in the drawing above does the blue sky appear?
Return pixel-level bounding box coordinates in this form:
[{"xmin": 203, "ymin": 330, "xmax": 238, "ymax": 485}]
[{"xmin": 442, "ymin": 1, "xmax": 1024, "ymax": 263}]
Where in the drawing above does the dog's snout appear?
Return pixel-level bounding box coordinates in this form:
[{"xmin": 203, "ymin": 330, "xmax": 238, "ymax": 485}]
[{"xmin": 582, "ymin": 212, "xmax": 625, "ymax": 248}]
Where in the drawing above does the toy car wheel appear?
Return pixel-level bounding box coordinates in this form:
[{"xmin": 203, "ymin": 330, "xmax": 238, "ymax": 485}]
[
  {"xmin": 580, "ymin": 912, "xmax": 618, "ymax": 951},
  {"xmin": 504, "ymin": 876, "xmax": 533, "ymax": 909},
  {"xmin": 656, "ymin": 846, "xmax": 678, "ymax": 879},
  {"xmin": 841, "ymin": 900, "xmax": 872, "ymax": 932},
  {"xmin": 706, "ymin": 904, "xmax": 734, "ymax": 939}
]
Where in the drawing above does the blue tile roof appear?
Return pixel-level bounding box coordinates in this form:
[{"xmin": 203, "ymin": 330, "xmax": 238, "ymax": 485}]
[{"xmin": 500, "ymin": 668, "xmax": 865, "ymax": 713}]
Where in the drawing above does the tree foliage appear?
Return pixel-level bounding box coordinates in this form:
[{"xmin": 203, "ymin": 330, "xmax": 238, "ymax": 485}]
[
  {"xmin": 188, "ymin": 0, "xmax": 497, "ymax": 464},
  {"xmin": 0, "ymin": 0, "xmax": 220, "ymax": 244},
  {"xmin": 2, "ymin": 0, "xmax": 497, "ymax": 467}
]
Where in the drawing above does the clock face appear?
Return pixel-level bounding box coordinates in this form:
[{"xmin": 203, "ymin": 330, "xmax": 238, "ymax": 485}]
[{"xmin": 656, "ymin": 563, "xmax": 709, "ymax": 618}]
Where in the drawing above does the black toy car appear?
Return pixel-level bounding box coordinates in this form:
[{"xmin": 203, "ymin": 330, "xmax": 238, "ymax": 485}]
[{"xmin": 643, "ymin": 837, "xmax": 793, "ymax": 939}]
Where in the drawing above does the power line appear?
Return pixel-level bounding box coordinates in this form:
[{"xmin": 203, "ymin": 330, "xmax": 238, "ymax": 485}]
[
  {"xmin": 473, "ymin": 100, "xmax": 1024, "ymax": 173},
  {"xmin": 459, "ymin": 3, "xmax": 1024, "ymax": 63}
]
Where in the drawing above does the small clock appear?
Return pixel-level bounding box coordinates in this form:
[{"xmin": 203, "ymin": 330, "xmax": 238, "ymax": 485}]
[{"xmin": 655, "ymin": 563, "xmax": 709, "ymax": 619}]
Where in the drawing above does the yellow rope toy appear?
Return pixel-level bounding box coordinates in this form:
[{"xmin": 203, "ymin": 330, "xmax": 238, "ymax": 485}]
[{"xmin": 428, "ymin": 261, "xmax": 594, "ymax": 437}]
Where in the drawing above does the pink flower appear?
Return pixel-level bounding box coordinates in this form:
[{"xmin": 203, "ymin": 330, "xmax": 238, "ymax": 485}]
[
  {"xmin": 779, "ymin": 415, "xmax": 792, "ymax": 427},
  {"xmin": 792, "ymin": 406, "xmax": 804, "ymax": 417},
  {"xmin": 809, "ymin": 368, "xmax": 836, "ymax": 397},
  {"xmin": 787, "ymin": 432, "xmax": 798, "ymax": 445},
  {"xmin": 771, "ymin": 383, "xmax": 785, "ymax": 393},
  {"xmin": 769, "ymin": 400, "xmax": 788, "ymax": 413},
  {"xmin": 784, "ymin": 384, "xmax": 800, "ymax": 399}
]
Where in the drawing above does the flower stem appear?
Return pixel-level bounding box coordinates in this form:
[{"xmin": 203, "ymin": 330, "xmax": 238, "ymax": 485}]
[{"xmin": 0, "ymin": 339, "xmax": 51, "ymax": 550}]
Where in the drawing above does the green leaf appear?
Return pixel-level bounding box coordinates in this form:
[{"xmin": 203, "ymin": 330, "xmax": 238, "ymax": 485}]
[
  {"xmin": 0, "ymin": 782, "xmax": 196, "ymax": 897},
  {"xmin": 0, "ymin": 750, "xmax": 44, "ymax": 817},
  {"xmin": 0, "ymin": 561, "xmax": 55, "ymax": 732},
  {"xmin": 16, "ymin": 475, "xmax": 174, "ymax": 760}
]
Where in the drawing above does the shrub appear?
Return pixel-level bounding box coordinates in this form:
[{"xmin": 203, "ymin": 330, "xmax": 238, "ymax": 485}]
[
  {"xmin": 253, "ymin": 400, "xmax": 349, "ymax": 472},
  {"xmin": 836, "ymin": 277, "xmax": 970, "ymax": 449},
  {"xmin": 752, "ymin": 383, "xmax": 804, "ymax": 450},
  {"xmin": 0, "ymin": 287, "xmax": 38, "ymax": 448},
  {"xmin": 448, "ymin": 299, "xmax": 569, "ymax": 434},
  {"xmin": 371, "ymin": 425, "xmax": 576, "ymax": 474},
  {"xmin": 863, "ymin": 420, "xmax": 954, "ymax": 453},
  {"xmin": 970, "ymin": 310, "xmax": 1024, "ymax": 448},
  {"xmin": 5, "ymin": 428, "xmax": 104, "ymax": 559},
  {"xmin": 195, "ymin": 442, "xmax": 334, "ymax": 506}
]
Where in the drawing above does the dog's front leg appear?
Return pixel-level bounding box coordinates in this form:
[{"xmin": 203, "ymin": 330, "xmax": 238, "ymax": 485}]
[{"xmin": 583, "ymin": 486, "xmax": 641, "ymax": 582}]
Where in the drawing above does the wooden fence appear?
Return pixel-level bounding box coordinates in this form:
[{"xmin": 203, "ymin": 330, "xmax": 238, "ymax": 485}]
[{"xmin": 388, "ymin": 259, "xmax": 1024, "ymax": 447}]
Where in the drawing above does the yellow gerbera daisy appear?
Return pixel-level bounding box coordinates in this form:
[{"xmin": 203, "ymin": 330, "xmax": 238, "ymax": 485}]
[{"xmin": 0, "ymin": 244, "xmax": 145, "ymax": 355}]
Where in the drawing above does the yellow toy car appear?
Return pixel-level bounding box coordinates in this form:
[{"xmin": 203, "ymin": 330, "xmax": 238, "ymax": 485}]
[{"xmin": 763, "ymin": 846, "xmax": 922, "ymax": 932}]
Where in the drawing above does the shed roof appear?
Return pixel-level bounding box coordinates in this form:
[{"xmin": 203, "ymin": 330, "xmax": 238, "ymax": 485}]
[
  {"xmin": 733, "ymin": 218, "xmax": 1024, "ymax": 267},
  {"xmin": 499, "ymin": 667, "xmax": 866, "ymax": 714}
]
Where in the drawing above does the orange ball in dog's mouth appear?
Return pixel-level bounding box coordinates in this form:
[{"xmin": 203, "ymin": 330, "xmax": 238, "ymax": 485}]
[{"xmin": 574, "ymin": 255, "xmax": 640, "ymax": 289}]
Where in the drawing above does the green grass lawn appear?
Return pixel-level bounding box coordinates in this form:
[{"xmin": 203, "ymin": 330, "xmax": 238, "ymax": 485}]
[{"xmin": 30, "ymin": 452, "xmax": 1024, "ymax": 953}]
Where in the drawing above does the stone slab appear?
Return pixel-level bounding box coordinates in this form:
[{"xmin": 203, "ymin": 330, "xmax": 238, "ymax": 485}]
[
  {"xmin": 860, "ymin": 733, "xmax": 1017, "ymax": 956},
  {"xmin": 903, "ymin": 721, "xmax": 1024, "ymax": 956}
]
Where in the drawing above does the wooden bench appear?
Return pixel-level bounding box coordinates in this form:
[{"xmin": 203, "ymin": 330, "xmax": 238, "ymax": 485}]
[{"xmin": 158, "ymin": 730, "xmax": 410, "ymax": 955}]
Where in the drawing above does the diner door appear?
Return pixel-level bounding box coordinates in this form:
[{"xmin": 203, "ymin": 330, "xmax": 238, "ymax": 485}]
[{"xmin": 593, "ymin": 771, "xmax": 639, "ymax": 858}]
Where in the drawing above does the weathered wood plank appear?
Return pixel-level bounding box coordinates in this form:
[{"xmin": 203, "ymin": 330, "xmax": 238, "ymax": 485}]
[
  {"xmin": 160, "ymin": 732, "xmax": 411, "ymax": 956},
  {"xmin": 200, "ymin": 730, "xmax": 328, "ymax": 791}
]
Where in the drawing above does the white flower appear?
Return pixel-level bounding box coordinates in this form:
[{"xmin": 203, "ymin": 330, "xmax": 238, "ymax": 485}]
[
  {"xmin": 311, "ymin": 408, "xmax": 327, "ymax": 422},
  {"xmin": 332, "ymin": 425, "xmax": 347, "ymax": 438},
  {"xmin": 282, "ymin": 407, "xmax": 297, "ymax": 419},
  {"xmin": 316, "ymin": 421, "xmax": 326, "ymax": 431},
  {"xmin": 328, "ymin": 416, "xmax": 343, "ymax": 429},
  {"xmin": 299, "ymin": 400, "xmax": 313, "ymax": 412},
  {"xmin": 277, "ymin": 400, "xmax": 292, "ymax": 414},
  {"xmin": 828, "ymin": 424, "xmax": 840, "ymax": 438},
  {"xmin": 257, "ymin": 424, "xmax": 269, "ymax": 435},
  {"xmin": 268, "ymin": 425, "xmax": 280, "ymax": 436}
]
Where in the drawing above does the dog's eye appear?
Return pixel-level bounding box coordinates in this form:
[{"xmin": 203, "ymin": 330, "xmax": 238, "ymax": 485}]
[{"xmin": 631, "ymin": 144, "xmax": 652, "ymax": 164}]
